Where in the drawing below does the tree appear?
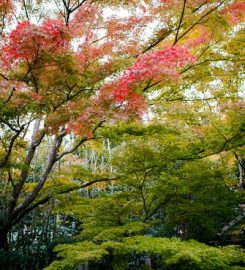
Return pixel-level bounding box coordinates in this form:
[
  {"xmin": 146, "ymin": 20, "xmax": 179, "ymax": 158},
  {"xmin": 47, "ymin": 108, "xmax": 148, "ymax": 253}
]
[
  {"xmin": 0, "ymin": 0, "xmax": 244, "ymax": 268},
  {"xmin": 43, "ymin": 120, "xmax": 244, "ymax": 269}
]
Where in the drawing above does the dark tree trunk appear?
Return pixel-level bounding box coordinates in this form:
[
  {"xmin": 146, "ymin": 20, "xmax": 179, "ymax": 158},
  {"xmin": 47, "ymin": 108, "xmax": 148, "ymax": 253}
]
[
  {"xmin": 0, "ymin": 228, "xmax": 9, "ymax": 251},
  {"xmin": 0, "ymin": 228, "xmax": 10, "ymax": 270}
]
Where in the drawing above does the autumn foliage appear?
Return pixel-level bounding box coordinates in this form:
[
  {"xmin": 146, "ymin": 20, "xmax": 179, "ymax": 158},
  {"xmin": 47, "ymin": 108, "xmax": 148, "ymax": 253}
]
[
  {"xmin": 0, "ymin": 2, "xmax": 198, "ymax": 136},
  {"xmin": 0, "ymin": 2, "xmax": 244, "ymax": 268}
]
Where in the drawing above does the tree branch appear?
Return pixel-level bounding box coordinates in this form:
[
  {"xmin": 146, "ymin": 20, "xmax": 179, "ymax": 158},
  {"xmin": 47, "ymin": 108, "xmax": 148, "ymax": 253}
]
[
  {"xmin": 23, "ymin": 0, "xmax": 30, "ymax": 21},
  {"xmin": 6, "ymin": 120, "xmax": 45, "ymax": 223},
  {"xmin": 175, "ymin": 0, "xmax": 225, "ymax": 44},
  {"xmin": 173, "ymin": 0, "xmax": 187, "ymax": 45},
  {"xmin": 3, "ymin": 87, "xmax": 16, "ymax": 104},
  {"xmin": 0, "ymin": 127, "xmax": 24, "ymax": 168},
  {"xmin": 56, "ymin": 120, "xmax": 105, "ymax": 161},
  {"xmin": 13, "ymin": 132, "xmax": 65, "ymax": 216},
  {"xmin": 11, "ymin": 176, "xmax": 120, "ymax": 226}
]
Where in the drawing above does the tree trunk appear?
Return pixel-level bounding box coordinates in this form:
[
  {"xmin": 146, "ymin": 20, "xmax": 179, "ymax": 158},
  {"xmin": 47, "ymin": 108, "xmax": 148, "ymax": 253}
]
[
  {"xmin": 0, "ymin": 228, "xmax": 9, "ymax": 251},
  {"xmin": 144, "ymin": 255, "xmax": 152, "ymax": 269},
  {"xmin": 77, "ymin": 263, "xmax": 88, "ymax": 270},
  {"xmin": 237, "ymin": 156, "xmax": 245, "ymax": 189},
  {"xmin": 0, "ymin": 228, "xmax": 11, "ymax": 270}
]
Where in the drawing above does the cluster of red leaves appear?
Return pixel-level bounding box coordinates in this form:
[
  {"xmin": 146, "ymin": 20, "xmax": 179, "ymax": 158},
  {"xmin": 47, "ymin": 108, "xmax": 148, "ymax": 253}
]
[
  {"xmin": 70, "ymin": 2, "xmax": 100, "ymax": 38},
  {"xmin": 111, "ymin": 46, "xmax": 195, "ymax": 103},
  {"xmin": 107, "ymin": 16, "xmax": 151, "ymax": 39},
  {"xmin": 81, "ymin": 45, "xmax": 196, "ymax": 134},
  {"xmin": 76, "ymin": 41, "xmax": 113, "ymax": 69},
  {"xmin": 65, "ymin": 92, "xmax": 147, "ymax": 137},
  {"xmin": 1, "ymin": 19, "xmax": 70, "ymax": 66},
  {"xmin": 65, "ymin": 101, "xmax": 102, "ymax": 137},
  {"xmin": 64, "ymin": 76, "xmax": 149, "ymax": 136},
  {"xmin": 220, "ymin": 1, "xmax": 245, "ymax": 25}
]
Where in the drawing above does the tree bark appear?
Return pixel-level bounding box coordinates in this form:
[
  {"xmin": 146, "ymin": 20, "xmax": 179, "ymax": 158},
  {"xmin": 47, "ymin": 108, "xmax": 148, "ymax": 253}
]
[
  {"xmin": 235, "ymin": 154, "xmax": 245, "ymax": 189},
  {"xmin": 237, "ymin": 156, "xmax": 245, "ymax": 189},
  {"xmin": 0, "ymin": 228, "xmax": 9, "ymax": 251},
  {"xmin": 0, "ymin": 228, "xmax": 12, "ymax": 270}
]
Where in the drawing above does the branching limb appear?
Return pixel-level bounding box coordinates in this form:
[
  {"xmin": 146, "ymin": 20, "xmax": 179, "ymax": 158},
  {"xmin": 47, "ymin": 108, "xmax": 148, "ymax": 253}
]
[
  {"xmin": 13, "ymin": 132, "xmax": 65, "ymax": 216},
  {"xmin": 22, "ymin": 0, "xmax": 30, "ymax": 21},
  {"xmin": 11, "ymin": 176, "xmax": 120, "ymax": 226},
  {"xmin": 0, "ymin": 127, "xmax": 24, "ymax": 168},
  {"xmin": 175, "ymin": 0, "xmax": 225, "ymax": 44},
  {"xmin": 173, "ymin": 0, "xmax": 187, "ymax": 45},
  {"xmin": 3, "ymin": 87, "xmax": 16, "ymax": 104},
  {"xmin": 6, "ymin": 120, "xmax": 45, "ymax": 223},
  {"xmin": 56, "ymin": 120, "xmax": 105, "ymax": 161}
]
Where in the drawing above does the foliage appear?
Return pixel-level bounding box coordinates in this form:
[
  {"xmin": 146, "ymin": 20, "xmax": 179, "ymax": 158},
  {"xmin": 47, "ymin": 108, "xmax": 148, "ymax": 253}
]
[
  {"xmin": 46, "ymin": 236, "xmax": 245, "ymax": 270},
  {"xmin": 0, "ymin": 0, "xmax": 244, "ymax": 269}
]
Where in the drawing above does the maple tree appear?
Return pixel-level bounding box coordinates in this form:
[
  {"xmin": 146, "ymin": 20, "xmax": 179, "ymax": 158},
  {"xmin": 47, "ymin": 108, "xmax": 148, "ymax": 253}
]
[{"xmin": 0, "ymin": 0, "xmax": 244, "ymax": 269}]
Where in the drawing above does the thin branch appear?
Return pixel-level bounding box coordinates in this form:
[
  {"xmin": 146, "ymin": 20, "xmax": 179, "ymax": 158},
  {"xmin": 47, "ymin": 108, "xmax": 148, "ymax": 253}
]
[
  {"xmin": 175, "ymin": 0, "xmax": 225, "ymax": 44},
  {"xmin": 0, "ymin": 127, "xmax": 24, "ymax": 168},
  {"xmin": 142, "ymin": 28, "xmax": 175, "ymax": 53},
  {"xmin": 186, "ymin": 133, "xmax": 245, "ymax": 161},
  {"xmin": 0, "ymin": 118, "xmax": 20, "ymax": 133},
  {"xmin": 80, "ymin": 176, "xmax": 119, "ymax": 189},
  {"xmin": 0, "ymin": 73, "xmax": 9, "ymax": 80},
  {"xmin": 56, "ymin": 120, "xmax": 105, "ymax": 161},
  {"xmin": 173, "ymin": 0, "xmax": 187, "ymax": 45},
  {"xmin": 181, "ymin": 58, "xmax": 243, "ymax": 75},
  {"xmin": 11, "ymin": 176, "xmax": 120, "ymax": 226},
  {"xmin": 7, "ymin": 170, "xmax": 15, "ymax": 188},
  {"xmin": 3, "ymin": 87, "xmax": 16, "ymax": 104},
  {"xmin": 23, "ymin": 0, "xmax": 30, "ymax": 21},
  {"xmin": 70, "ymin": 0, "xmax": 88, "ymax": 12},
  {"xmin": 142, "ymin": 81, "xmax": 160, "ymax": 93},
  {"xmin": 61, "ymin": 0, "xmax": 69, "ymax": 10},
  {"xmin": 153, "ymin": 96, "xmax": 233, "ymax": 103}
]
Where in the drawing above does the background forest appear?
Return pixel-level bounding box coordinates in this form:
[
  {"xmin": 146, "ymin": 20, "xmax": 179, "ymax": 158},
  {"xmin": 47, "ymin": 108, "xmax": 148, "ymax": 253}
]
[{"xmin": 0, "ymin": 0, "xmax": 244, "ymax": 269}]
